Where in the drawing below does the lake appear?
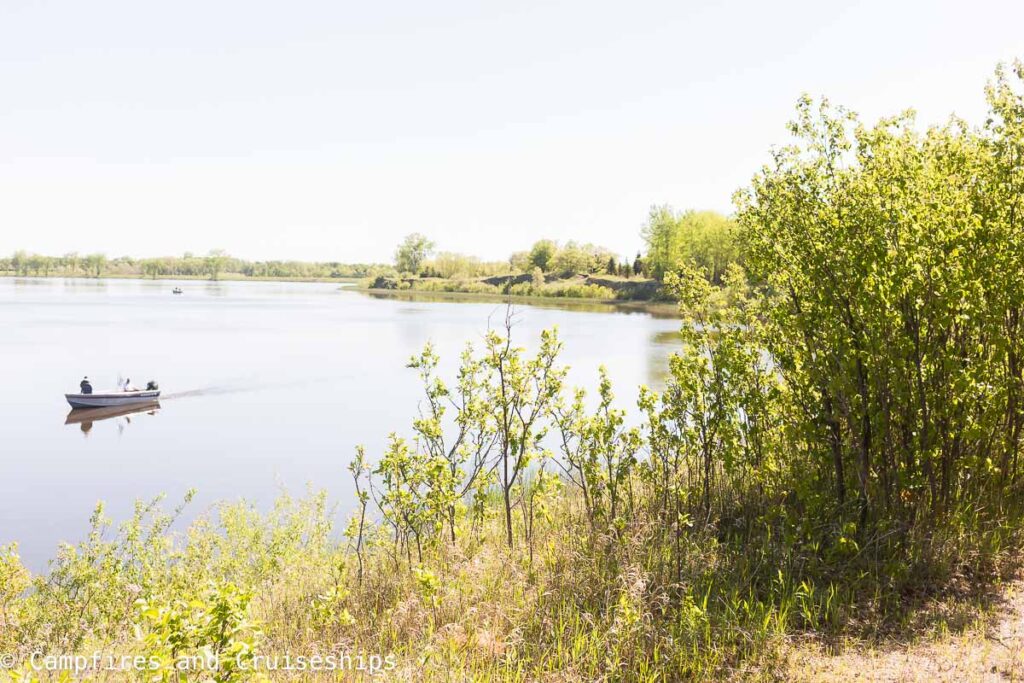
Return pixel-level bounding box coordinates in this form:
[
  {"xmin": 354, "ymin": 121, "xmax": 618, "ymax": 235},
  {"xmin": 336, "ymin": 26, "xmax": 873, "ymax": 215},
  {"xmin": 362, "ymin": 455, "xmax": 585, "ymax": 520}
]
[{"xmin": 0, "ymin": 278, "xmax": 681, "ymax": 569}]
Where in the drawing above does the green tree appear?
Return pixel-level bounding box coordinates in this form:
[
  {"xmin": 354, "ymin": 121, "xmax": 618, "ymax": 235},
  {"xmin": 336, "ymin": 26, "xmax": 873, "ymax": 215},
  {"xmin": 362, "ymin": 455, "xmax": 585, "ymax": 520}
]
[
  {"xmin": 406, "ymin": 342, "xmax": 496, "ymax": 543},
  {"xmin": 530, "ymin": 266, "xmax": 545, "ymax": 288},
  {"xmin": 508, "ymin": 250, "xmax": 530, "ymax": 273},
  {"xmin": 735, "ymin": 64, "xmax": 1024, "ymax": 526},
  {"xmin": 632, "ymin": 252, "xmax": 644, "ymax": 277},
  {"xmin": 140, "ymin": 259, "xmax": 163, "ymax": 279},
  {"xmin": 10, "ymin": 251, "xmax": 28, "ymax": 275},
  {"xmin": 204, "ymin": 249, "xmax": 229, "ymax": 280},
  {"xmin": 394, "ymin": 233, "xmax": 435, "ymax": 274},
  {"xmin": 372, "ymin": 434, "xmax": 433, "ymax": 562},
  {"xmin": 641, "ymin": 207, "xmax": 738, "ymax": 283},
  {"xmin": 84, "ymin": 253, "xmax": 107, "ymax": 277},
  {"xmin": 527, "ymin": 239, "xmax": 558, "ymax": 272},
  {"xmin": 483, "ymin": 312, "xmax": 567, "ymax": 548},
  {"xmin": 26, "ymin": 254, "xmax": 44, "ymax": 275},
  {"xmin": 549, "ymin": 241, "xmax": 613, "ymax": 276},
  {"xmin": 552, "ymin": 367, "xmax": 642, "ymax": 533},
  {"xmin": 62, "ymin": 252, "xmax": 80, "ymax": 275},
  {"xmin": 429, "ymin": 252, "xmax": 477, "ymax": 278}
]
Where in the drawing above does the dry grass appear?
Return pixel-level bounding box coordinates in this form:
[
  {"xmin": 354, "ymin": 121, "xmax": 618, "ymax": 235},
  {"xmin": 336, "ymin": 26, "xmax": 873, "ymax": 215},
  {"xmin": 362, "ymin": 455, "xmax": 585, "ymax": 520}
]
[{"xmin": 784, "ymin": 581, "xmax": 1024, "ymax": 682}]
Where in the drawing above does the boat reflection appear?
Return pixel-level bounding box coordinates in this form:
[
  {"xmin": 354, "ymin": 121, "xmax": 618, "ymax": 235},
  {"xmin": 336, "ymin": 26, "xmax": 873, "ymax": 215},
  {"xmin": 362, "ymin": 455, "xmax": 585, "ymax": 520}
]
[{"xmin": 65, "ymin": 401, "xmax": 160, "ymax": 435}]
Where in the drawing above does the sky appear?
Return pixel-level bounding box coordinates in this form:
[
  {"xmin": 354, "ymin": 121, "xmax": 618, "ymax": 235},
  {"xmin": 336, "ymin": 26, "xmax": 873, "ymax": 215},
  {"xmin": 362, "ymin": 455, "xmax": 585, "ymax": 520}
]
[{"xmin": 1, "ymin": 0, "xmax": 1023, "ymax": 263}]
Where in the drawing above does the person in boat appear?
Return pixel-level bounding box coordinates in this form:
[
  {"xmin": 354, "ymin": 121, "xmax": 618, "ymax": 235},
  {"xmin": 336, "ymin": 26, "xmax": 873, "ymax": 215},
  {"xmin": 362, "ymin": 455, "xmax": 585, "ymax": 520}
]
[{"xmin": 80, "ymin": 376, "xmax": 93, "ymax": 395}]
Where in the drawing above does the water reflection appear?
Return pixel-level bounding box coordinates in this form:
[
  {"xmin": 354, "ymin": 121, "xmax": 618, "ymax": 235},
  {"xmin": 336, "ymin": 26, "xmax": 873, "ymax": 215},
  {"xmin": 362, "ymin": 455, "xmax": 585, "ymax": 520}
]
[
  {"xmin": 61, "ymin": 278, "xmax": 109, "ymax": 290},
  {"xmin": 204, "ymin": 282, "xmax": 228, "ymax": 296},
  {"xmin": 13, "ymin": 277, "xmax": 61, "ymax": 287},
  {"xmin": 359, "ymin": 289, "xmax": 680, "ymax": 319},
  {"xmin": 650, "ymin": 330, "xmax": 681, "ymax": 346},
  {"xmin": 647, "ymin": 329, "xmax": 682, "ymax": 387},
  {"xmin": 65, "ymin": 402, "xmax": 160, "ymax": 435}
]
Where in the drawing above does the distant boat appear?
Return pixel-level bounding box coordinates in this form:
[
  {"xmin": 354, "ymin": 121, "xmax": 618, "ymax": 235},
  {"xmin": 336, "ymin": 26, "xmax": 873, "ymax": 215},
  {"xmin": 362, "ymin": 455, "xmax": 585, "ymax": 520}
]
[
  {"xmin": 172, "ymin": 287, "xmax": 183, "ymax": 294},
  {"xmin": 65, "ymin": 390, "xmax": 161, "ymax": 409}
]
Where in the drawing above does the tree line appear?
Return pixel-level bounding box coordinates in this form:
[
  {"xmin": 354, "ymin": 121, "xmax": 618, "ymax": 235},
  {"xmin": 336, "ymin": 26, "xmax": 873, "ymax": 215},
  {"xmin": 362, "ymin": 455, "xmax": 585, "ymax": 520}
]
[
  {"xmin": 4, "ymin": 212, "xmax": 742, "ymax": 288},
  {"xmin": 0, "ymin": 250, "xmax": 392, "ymax": 280},
  {"xmin": 391, "ymin": 211, "xmax": 741, "ymax": 284}
]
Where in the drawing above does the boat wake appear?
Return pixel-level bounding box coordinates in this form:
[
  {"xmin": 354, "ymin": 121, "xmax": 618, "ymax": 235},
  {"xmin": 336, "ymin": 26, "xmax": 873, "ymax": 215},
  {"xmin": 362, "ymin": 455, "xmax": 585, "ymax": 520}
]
[
  {"xmin": 160, "ymin": 385, "xmax": 249, "ymax": 400},
  {"xmin": 160, "ymin": 376, "xmax": 329, "ymax": 401}
]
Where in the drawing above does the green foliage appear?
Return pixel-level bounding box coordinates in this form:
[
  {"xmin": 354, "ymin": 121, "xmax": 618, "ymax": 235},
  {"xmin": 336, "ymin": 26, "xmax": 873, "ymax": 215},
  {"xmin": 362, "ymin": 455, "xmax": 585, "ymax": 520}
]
[
  {"xmin": 553, "ymin": 367, "xmax": 642, "ymax": 533},
  {"xmin": 203, "ymin": 249, "xmax": 229, "ymax": 280},
  {"xmin": 549, "ymin": 241, "xmax": 617, "ymax": 276},
  {"xmin": 484, "ymin": 316, "xmax": 568, "ymax": 548},
  {"xmin": 735, "ymin": 62, "xmax": 1024, "ymax": 528},
  {"xmin": 84, "ymin": 253, "xmax": 107, "ymax": 278},
  {"xmin": 346, "ymin": 447, "xmax": 370, "ymax": 582},
  {"xmin": 423, "ymin": 251, "xmax": 509, "ymax": 279},
  {"xmin": 135, "ymin": 582, "xmax": 264, "ymax": 683},
  {"xmin": 394, "ymin": 233, "xmax": 436, "ymax": 275},
  {"xmin": 408, "ymin": 341, "xmax": 496, "ymax": 542},
  {"xmin": 530, "ymin": 266, "xmax": 544, "ymax": 288},
  {"xmin": 527, "ymin": 239, "xmax": 558, "ymax": 272},
  {"xmin": 411, "ymin": 565, "xmax": 441, "ymax": 619},
  {"xmin": 641, "ymin": 207, "xmax": 739, "ymax": 283},
  {"xmin": 506, "ymin": 280, "xmax": 616, "ymax": 299},
  {"xmin": 387, "ymin": 278, "xmax": 502, "ymax": 295},
  {"xmin": 0, "ymin": 251, "xmax": 392, "ymax": 280},
  {"xmin": 366, "ymin": 314, "xmax": 569, "ymax": 551},
  {"xmin": 518, "ymin": 239, "xmax": 619, "ymax": 276},
  {"xmin": 0, "ymin": 544, "xmax": 30, "ymax": 652}
]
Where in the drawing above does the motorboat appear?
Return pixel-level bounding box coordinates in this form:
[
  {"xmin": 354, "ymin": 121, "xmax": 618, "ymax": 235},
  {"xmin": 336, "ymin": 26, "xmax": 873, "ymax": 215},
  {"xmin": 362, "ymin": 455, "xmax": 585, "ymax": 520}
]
[
  {"xmin": 172, "ymin": 287, "xmax": 183, "ymax": 294},
  {"xmin": 65, "ymin": 389, "xmax": 161, "ymax": 409}
]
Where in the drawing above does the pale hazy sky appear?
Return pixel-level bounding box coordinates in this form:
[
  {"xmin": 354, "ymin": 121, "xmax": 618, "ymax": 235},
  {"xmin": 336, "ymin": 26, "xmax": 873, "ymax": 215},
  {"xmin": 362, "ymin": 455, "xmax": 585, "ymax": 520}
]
[{"xmin": 2, "ymin": 0, "xmax": 1022, "ymax": 263}]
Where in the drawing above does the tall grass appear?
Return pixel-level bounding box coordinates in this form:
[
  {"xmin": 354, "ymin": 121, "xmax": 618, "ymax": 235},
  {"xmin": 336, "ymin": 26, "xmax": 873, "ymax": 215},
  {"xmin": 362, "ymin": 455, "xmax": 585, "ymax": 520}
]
[{"xmin": 2, "ymin": 479, "xmax": 1019, "ymax": 681}]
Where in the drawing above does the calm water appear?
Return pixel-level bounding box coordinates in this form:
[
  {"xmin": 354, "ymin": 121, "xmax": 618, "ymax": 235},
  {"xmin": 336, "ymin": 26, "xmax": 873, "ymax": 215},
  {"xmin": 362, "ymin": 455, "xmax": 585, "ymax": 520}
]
[{"xmin": 0, "ymin": 278, "xmax": 680, "ymax": 569}]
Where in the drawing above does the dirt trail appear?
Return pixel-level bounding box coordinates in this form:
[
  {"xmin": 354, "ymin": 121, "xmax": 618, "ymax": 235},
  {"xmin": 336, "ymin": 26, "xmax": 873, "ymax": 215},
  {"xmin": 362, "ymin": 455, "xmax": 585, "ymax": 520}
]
[{"xmin": 787, "ymin": 583, "xmax": 1024, "ymax": 681}]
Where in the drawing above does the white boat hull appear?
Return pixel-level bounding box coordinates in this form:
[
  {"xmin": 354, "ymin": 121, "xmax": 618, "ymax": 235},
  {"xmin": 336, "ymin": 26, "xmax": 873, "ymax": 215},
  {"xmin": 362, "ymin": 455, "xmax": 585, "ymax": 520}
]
[{"xmin": 65, "ymin": 390, "xmax": 161, "ymax": 409}]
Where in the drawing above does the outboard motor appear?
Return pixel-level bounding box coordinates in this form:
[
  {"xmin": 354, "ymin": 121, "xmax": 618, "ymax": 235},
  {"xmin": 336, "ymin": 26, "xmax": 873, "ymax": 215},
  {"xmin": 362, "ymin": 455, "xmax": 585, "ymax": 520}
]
[{"xmin": 146, "ymin": 380, "xmax": 159, "ymax": 391}]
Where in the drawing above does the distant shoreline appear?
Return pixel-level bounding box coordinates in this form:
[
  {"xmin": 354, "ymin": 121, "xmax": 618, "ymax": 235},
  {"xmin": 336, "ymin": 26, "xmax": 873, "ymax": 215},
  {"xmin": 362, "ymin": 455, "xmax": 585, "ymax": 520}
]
[
  {"xmin": 0, "ymin": 273, "xmax": 680, "ymax": 316},
  {"xmin": 0, "ymin": 272, "xmax": 360, "ymax": 284}
]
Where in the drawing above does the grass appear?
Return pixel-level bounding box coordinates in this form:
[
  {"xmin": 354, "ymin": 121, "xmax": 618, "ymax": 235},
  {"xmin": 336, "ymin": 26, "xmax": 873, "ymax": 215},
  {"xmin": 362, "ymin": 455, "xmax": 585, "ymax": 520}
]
[{"xmin": 1, "ymin": 483, "xmax": 1020, "ymax": 682}]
